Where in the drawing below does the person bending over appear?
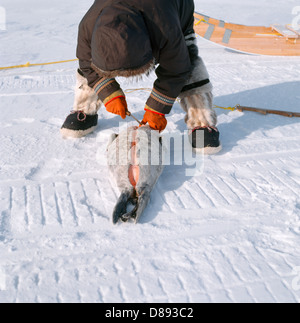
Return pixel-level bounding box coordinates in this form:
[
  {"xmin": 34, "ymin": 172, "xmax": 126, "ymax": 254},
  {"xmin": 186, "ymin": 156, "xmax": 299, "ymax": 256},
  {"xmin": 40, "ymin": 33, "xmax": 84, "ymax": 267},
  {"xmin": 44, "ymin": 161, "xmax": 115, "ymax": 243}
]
[{"xmin": 61, "ymin": 0, "xmax": 221, "ymax": 153}]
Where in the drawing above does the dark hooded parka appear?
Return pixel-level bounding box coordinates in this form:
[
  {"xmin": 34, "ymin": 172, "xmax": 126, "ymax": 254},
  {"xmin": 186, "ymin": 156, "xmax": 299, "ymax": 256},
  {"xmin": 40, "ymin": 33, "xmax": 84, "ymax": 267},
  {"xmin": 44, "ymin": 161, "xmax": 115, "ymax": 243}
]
[{"xmin": 77, "ymin": 0, "xmax": 203, "ymax": 114}]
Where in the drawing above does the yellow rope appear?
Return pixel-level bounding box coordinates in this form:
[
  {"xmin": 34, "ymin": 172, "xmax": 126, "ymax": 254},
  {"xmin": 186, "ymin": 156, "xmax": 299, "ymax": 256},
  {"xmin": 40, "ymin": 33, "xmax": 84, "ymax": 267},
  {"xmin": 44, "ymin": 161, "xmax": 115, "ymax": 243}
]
[
  {"xmin": 125, "ymin": 88, "xmax": 238, "ymax": 112},
  {"xmin": 0, "ymin": 58, "xmax": 239, "ymax": 113},
  {"xmin": 195, "ymin": 19, "xmax": 207, "ymax": 26},
  {"xmin": 213, "ymin": 104, "xmax": 237, "ymax": 111},
  {"xmin": 0, "ymin": 60, "xmax": 239, "ymax": 112},
  {"xmin": 124, "ymin": 88, "xmax": 152, "ymax": 94},
  {"xmin": 0, "ymin": 59, "xmax": 79, "ymax": 70}
]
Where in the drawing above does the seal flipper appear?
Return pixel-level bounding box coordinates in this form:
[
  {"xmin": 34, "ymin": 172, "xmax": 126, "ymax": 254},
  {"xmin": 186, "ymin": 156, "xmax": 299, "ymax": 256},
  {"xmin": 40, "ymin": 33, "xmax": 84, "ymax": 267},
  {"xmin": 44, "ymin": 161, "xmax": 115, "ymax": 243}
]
[
  {"xmin": 112, "ymin": 189, "xmax": 151, "ymax": 224},
  {"xmin": 120, "ymin": 199, "xmax": 138, "ymax": 222},
  {"xmin": 112, "ymin": 189, "xmax": 134, "ymax": 224},
  {"xmin": 134, "ymin": 189, "xmax": 151, "ymax": 224}
]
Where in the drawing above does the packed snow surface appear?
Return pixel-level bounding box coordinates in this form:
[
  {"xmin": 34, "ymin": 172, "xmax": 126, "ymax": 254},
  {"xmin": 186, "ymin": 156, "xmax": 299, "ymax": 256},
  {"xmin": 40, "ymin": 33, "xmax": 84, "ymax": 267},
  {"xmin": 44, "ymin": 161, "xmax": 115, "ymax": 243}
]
[{"xmin": 0, "ymin": 0, "xmax": 300, "ymax": 303}]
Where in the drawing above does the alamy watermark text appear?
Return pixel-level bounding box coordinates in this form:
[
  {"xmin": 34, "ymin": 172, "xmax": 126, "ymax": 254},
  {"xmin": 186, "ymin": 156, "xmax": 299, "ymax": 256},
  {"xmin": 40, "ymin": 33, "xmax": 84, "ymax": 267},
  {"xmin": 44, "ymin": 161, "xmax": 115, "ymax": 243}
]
[
  {"xmin": 0, "ymin": 267, "xmax": 6, "ymax": 291},
  {"xmin": 292, "ymin": 266, "xmax": 300, "ymax": 292},
  {"xmin": 292, "ymin": 6, "xmax": 300, "ymax": 30},
  {"xmin": 0, "ymin": 7, "xmax": 6, "ymax": 31}
]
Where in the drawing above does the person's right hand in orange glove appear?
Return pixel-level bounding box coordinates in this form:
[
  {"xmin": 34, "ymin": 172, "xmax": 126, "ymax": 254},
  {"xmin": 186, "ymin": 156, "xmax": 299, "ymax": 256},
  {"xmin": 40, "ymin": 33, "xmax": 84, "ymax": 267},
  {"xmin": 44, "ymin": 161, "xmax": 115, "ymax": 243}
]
[
  {"xmin": 105, "ymin": 96, "xmax": 128, "ymax": 119},
  {"xmin": 141, "ymin": 109, "xmax": 167, "ymax": 132}
]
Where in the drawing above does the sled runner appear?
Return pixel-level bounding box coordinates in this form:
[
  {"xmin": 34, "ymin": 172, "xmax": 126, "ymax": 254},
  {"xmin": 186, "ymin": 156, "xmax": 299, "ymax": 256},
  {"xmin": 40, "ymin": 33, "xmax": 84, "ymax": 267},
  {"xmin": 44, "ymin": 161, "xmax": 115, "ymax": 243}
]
[{"xmin": 194, "ymin": 12, "xmax": 300, "ymax": 56}]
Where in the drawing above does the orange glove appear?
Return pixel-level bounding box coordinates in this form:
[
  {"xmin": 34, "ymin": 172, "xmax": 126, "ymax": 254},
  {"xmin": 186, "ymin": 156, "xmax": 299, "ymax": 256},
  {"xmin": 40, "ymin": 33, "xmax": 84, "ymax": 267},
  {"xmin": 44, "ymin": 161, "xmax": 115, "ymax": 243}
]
[
  {"xmin": 105, "ymin": 96, "xmax": 128, "ymax": 119},
  {"xmin": 141, "ymin": 109, "xmax": 167, "ymax": 132}
]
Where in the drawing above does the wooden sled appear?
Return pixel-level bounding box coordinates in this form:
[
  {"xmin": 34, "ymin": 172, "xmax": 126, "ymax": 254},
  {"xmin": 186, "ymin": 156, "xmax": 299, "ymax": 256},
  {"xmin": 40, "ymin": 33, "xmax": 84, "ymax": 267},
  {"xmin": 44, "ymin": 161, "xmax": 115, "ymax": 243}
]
[{"xmin": 194, "ymin": 12, "xmax": 300, "ymax": 56}]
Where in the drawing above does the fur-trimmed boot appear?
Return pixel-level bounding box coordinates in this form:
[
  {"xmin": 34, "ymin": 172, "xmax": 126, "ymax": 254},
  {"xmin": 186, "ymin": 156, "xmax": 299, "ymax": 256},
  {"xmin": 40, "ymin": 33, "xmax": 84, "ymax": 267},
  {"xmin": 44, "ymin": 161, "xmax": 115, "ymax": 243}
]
[
  {"xmin": 179, "ymin": 57, "xmax": 222, "ymax": 155},
  {"xmin": 60, "ymin": 69, "xmax": 102, "ymax": 138}
]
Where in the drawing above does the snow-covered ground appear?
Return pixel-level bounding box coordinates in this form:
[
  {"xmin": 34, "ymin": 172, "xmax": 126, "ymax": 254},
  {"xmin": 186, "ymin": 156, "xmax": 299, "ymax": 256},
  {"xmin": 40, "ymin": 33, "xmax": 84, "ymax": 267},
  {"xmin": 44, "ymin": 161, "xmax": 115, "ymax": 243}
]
[{"xmin": 0, "ymin": 0, "xmax": 300, "ymax": 303}]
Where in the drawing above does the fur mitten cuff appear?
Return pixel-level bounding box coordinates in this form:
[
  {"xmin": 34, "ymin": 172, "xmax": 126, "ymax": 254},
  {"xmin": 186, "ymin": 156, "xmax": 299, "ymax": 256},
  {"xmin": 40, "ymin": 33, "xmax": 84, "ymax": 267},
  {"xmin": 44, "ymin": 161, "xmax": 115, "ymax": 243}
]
[
  {"xmin": 73, "ymin": 70, "xmax": 102, "ymax": 115},
  {"xmin": 179, "ymin": 57, "xmax": 217, "ymax": 128},
  {"xmin": 180, "ymin": 91, "xmax": 217, "ymax": 129}
]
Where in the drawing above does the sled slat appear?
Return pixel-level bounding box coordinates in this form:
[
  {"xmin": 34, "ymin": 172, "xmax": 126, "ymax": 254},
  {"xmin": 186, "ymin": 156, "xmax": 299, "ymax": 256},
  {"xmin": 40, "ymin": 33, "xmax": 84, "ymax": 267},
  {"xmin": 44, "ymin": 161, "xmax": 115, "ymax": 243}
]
[
  {"xmin": 286, "ymin": 25, "xmax": 300, "ymax": 36},
  {"xmin": 194, "ymin": 12, "xmax": 276, "ymax": 35},
  {"xmin": 194, "ymin": 13, "xmax": 300, "ymax": 56},
  {"xmin": 271, "ymin": 24, "xmax": 299, "ymax": 39}
]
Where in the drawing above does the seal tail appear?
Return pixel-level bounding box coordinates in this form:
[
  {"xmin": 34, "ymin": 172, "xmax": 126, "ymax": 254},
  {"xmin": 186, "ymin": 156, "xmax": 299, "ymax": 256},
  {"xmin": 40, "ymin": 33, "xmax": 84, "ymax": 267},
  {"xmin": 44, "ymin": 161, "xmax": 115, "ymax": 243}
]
[{"xmin": 112, "ymin": 188, "xmax": 152, "ymax": 224}]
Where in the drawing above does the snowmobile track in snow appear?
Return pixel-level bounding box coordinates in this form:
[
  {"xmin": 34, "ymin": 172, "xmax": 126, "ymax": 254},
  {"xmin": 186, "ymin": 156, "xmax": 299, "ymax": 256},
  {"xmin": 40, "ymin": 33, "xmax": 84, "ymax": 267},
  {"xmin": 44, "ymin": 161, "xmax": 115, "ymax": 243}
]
[
  {"xmin": 1, "ymin": 58, "xmax": 300, "ymax": 97},
  {"xmin": 0, "ymin": 75, "xmax": 76, "ymax": 91},
  {"xmin": 1, "ymin": 153, "xmax": 300, "ymax": 302},
  {"xmin": 0, "ymin": 75, "xmax": 76, "ymax": 97}
]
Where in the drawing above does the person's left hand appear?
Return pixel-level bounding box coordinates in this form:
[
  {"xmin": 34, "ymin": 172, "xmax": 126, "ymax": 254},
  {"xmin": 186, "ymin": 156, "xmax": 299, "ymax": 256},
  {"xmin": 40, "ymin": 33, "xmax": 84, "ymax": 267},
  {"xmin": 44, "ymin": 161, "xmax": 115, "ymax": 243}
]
[{"xmin": 140, "ymin": 109, "xmax": 167, "ymax": 132}]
